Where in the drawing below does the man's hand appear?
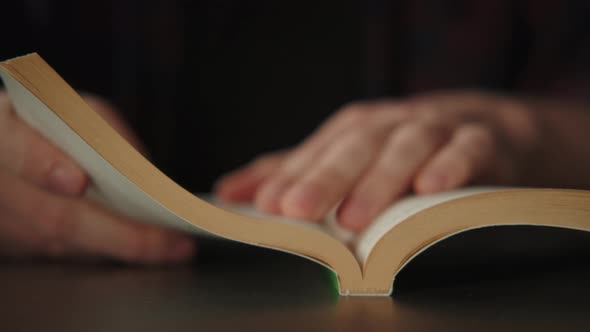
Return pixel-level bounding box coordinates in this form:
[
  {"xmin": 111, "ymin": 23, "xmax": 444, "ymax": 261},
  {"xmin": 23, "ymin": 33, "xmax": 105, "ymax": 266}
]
[
  {"xmin": 216, "ymin": 91, "xmax": 542, "ymax": 232},
  {"xmin": 0, "ymin": 91, "xmax": 195, "ymax": 263}
]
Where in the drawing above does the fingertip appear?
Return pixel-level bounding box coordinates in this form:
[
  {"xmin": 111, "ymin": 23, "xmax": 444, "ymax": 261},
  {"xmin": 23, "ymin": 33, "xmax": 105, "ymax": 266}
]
[
  {"xmin": 214, "ymin": 170, "xmax": 264, "ymax": 202},
  {"xmin": 48, "ymin": 162, "xmax": 89, "ymax": 196},
  {"xmin": 254, "ymin": 181, "xmax": 287, "ymax": 215},
  {"xmin": 414, "ymin": 172, "xmax": 448, "ymax": 194},
  {"xmin": 336, "ymin": 199, "xmax": 372, "ymax": 233},
  {"xmin": 136, "ymin": 229, "xmax": 196, "ymax": 265},
  {"xmin": 167, "ymin": 237, "xmax": 196, "ymax": 263},
  {"xmin": 213, "ymin": 174, "xmax": 239, "ymax": 199},
  {"xmin": 280, "ymin": 185, "xmax": 322, "ymax": 221}
]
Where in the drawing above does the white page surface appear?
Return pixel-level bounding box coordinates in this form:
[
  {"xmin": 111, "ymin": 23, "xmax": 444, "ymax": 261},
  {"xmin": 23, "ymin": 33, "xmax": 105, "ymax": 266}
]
[{"xmin": 355, "ymin": 187, "xmax": 503, "ymax": 264}]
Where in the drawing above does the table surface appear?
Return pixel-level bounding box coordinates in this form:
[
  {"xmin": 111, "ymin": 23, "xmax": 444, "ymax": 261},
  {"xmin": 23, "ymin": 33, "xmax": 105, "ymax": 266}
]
[{"xmin": 2, "ymin": 227, "xmax": 590, "ymax": 332}]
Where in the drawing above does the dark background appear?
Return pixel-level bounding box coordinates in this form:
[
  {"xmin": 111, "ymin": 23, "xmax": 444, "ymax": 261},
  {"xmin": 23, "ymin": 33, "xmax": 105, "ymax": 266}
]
[
  {"xmin": 2, "ymin": 0, "xmax": 590, "ymax": 193},
  {"xmin": 1, "ymin": 1, "xmax": 366, "ymax": 192}
]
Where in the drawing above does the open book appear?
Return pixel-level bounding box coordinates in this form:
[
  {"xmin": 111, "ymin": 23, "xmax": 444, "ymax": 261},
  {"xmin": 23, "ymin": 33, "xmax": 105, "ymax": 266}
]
[{"xmin": 2, "ymin": 53, "xmax": 590, "ymax": 296}]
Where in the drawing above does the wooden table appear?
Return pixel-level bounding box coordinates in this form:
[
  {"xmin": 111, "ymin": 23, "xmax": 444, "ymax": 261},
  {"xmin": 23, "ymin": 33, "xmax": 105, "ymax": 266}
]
[{"xmin": 2, "ymin": 227, "xmax": 590, "ymax": 331}]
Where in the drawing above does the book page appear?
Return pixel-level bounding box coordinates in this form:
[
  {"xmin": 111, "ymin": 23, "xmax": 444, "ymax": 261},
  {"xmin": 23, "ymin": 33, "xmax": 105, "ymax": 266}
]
[
  {"xmin": 207, "ymin": 196, "xmax": 355, "ymax": 243},
  {"xmin": 354, "ymin": 187, "xmax": 504, "ymax": 264},
  {"xmin": 0, "ymin": 68, "xmax": 205, "ymax": 235},
  {"xmin": 1, "ymin": 66, "xmax": 354, "ymax": 246}
]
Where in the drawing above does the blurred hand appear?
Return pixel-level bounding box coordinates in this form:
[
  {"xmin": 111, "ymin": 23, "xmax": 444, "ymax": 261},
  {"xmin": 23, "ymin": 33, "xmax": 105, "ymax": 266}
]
[
  {"xmin": 0, "ymin": 91, "xmax": 195, "ymax": 263},
  {"xmin": 216, "ymin": 91, "xmax": 541, "ymax": 232}
]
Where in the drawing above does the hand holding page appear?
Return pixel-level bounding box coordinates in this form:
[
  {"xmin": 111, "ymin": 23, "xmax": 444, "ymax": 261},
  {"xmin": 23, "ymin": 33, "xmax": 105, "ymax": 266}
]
[{"xmin": 2, "ymin": 53, "xmax": 590, "ymax": 296}]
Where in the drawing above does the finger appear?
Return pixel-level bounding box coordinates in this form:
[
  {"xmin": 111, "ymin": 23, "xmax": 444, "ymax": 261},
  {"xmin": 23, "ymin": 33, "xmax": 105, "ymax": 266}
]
[
  {"xmin": 255, "ymin": 103, "xmax": 406, "ymax": 214},
  {"xmin": 250, "ymin": 104, "xmax": 367, "ymax": 211},
  {"xmin": 254, "ymin": 145, "xmax": 330, "ymax": 214},
  {"xmin": 66, "ymin": 201, "xmax": 196, "ymax": 264},
  {"xmin": 0, "ymin": 103, "xmax": 88, "ymax": 196},
  {"xmin": 254, "ymin": 172, "xmax": 295, "ymax": 214},
  {"xmin": 0, "ymin": 169, "xmax": 195, "ymax": 263},
  {"xmin": 311, "ymin": 100, "xmax": 411, "ymax": 142},
  {"xmin": 338, "ymin": 123, "xmax": 449, "ymax": 232},
  {"xmin": 279, "ymin": 130, "xmax": 381, "ymax": 221},
  {"xmin": 214, "ymin": 151, "xmax": 288, "ymax": 202},
  {"xmin": 292, "ymin": 101, "xmax": 409, "ymax": 167},
  {"xmin": 252, "ymin": 110, "xmax": 368, "ymax": 213},
  {"xmin": 414, "ymin": 124, "xmax": 496, "ymax": 194}
]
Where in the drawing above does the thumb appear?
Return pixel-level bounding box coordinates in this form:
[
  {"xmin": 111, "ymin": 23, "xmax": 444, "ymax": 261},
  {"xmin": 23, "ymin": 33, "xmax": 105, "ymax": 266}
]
[{"xmin": 0, "ymin": 98, "xmax": 88, "ymax": 196}]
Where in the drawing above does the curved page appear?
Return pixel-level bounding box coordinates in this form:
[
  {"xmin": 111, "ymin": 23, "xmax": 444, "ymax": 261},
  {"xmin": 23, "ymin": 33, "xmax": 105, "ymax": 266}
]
[
  {"xmin": 0, "ymin": 54, "xmax": 364, "ymax": 294},
  {"xmin": 355, "ymin": 187, "xmax": 503, "ymax": 264}
]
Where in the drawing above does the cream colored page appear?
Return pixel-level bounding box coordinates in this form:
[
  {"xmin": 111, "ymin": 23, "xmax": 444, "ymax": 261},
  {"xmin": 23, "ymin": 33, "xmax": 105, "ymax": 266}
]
[
  {"xmin": 208, "ymin": 196, "xmax": 354, "ymax": 243},
  {"xmin": 355, "ymin": 187, "xmax": 504, "ymax": 264}
]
